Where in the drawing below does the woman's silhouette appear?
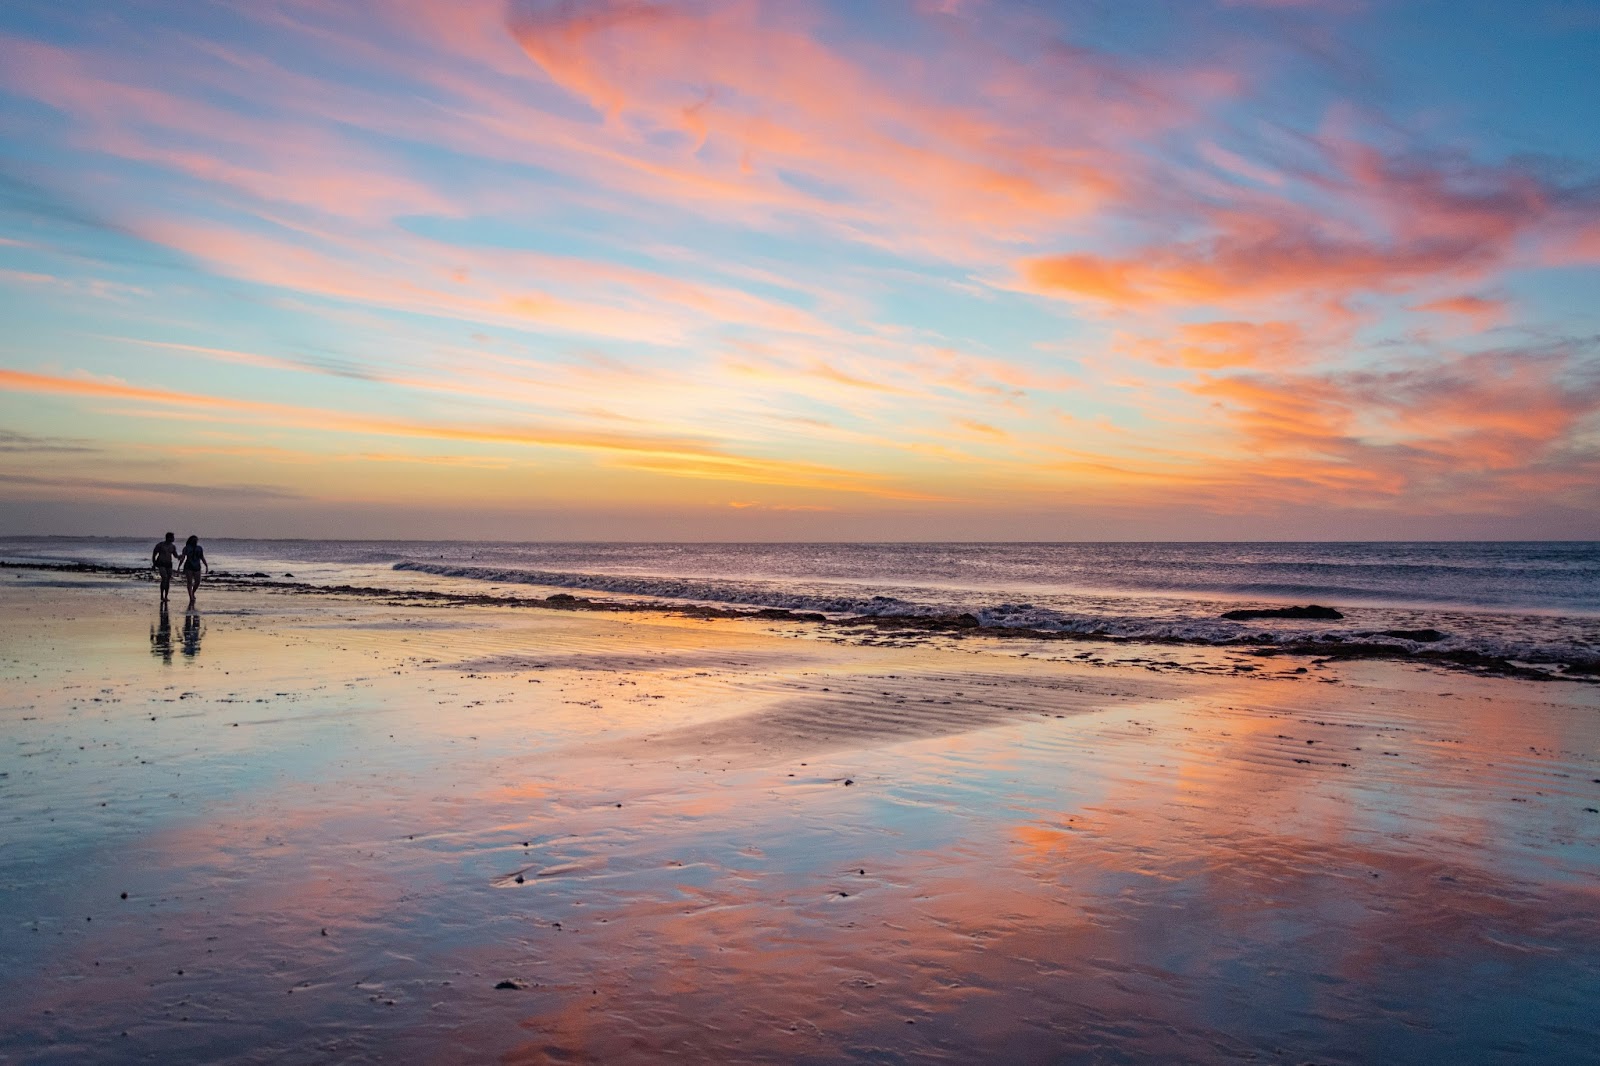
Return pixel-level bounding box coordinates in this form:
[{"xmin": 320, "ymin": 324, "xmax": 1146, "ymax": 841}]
[
  {"xmin": 182, "ymin": 612, "xmax": 204, "ymax": 657},
  {"xmin": 178, "ymin": 535, "xmax": 209, "ymax": 610}
]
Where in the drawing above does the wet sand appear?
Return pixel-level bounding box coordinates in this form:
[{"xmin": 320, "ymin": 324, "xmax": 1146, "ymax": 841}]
[{"xmin": 2, "ymin": 572, "xmax": 1598, "ymax": 1064}]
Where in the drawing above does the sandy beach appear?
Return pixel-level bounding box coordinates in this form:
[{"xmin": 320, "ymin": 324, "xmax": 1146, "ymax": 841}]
[{"xmin": 2, "ymin": 570, "xmax": 1598, "ymax": 1063}]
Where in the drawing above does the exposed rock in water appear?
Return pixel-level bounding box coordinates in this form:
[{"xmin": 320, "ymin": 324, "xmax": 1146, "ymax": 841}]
[
  {"xmin": 757, "ymin": 609, "xmax": 829, "ymax": 623},
  {"xmin": 1221, "ymin": 605, "xmax": 1344, "ymax": 621}
]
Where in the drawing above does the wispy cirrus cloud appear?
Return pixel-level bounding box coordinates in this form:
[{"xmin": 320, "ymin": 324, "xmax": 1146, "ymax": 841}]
[
  {"xmin": 0, "ymin": 428, "xmax": 98, "ymax": 454},
  {"xmin": 0, "ymin": 368, "xmax": 946, "ymax": 500},
  {"xmin": 0, "ymin": 471, "xmax": 304, "ymax": 502},
  {"xmin": 500, "ymin": 0, "xmax": 1230, "ymax": 244}
]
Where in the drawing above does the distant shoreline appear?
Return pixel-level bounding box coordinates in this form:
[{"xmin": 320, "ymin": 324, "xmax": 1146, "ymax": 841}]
[{"xmin": 7, "ymin": 535, "xmax": 1599, "ymax": 545}]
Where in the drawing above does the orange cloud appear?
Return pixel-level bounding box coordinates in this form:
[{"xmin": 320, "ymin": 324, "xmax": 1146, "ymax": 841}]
[
  {"xmin": 1132, "ymin": 320, "xmax": 1310, "ymax": 370},
  {"xmin": 1190, "ymin": 371, "xmax": 1357, "ymax": 456},
  {"xmin": 725, "ymin": 501, "xmax": 834, "ymax": 512},
  {"xmin": 1413, "ymin": 294, "xmax": 1509, "ymax": 330},
  {"xmin": 1346, "ymin": 348, "xmax": 1600, "ymax": 469},
  {"xmin": 954, "ymin": 418, "xmax": 1009, "ymax": 441}
]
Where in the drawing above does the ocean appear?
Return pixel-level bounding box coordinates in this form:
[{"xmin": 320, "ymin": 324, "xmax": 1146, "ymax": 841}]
[{"xmin": 5, "ymin": 538, "xmax": 1598, "ymax": 672}]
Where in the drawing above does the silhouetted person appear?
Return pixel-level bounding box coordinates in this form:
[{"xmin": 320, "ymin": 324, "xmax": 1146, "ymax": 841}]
[
  {"xmin": 182, "ymin": 612, "xmax": 203, "ymax": 657},
  {"xmin": 178, "ymin": 535, "xmax": 209, "ymax": 610},
  {"xmin": 150, "ymin": 607, "xmax": 173, "ymax": 664},
  {"xmin": 151, "ymin": 532, "xmax": 179, "ymax": 606}
]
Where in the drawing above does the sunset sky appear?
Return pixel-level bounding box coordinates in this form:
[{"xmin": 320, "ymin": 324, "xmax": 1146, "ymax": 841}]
[{"xmin": 1, "ymin": 0, "xmax": 1597, "ymax": 540}]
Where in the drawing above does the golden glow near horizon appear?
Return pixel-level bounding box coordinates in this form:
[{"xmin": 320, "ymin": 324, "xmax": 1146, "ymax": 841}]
[{"xmin": 1, "ymin": 0, "xmax": 1598, "ymax": 539}]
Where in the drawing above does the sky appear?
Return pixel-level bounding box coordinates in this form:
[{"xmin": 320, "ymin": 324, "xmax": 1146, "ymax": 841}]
[{"xmin": 1, "ymin": 0, "xmax": 1598, "ymax": 541}]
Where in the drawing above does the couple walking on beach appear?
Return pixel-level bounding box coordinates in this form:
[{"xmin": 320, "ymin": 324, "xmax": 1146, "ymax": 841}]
[{"xmin": 151, "ymin": 532, "xmax": 209, "ymax": 609}]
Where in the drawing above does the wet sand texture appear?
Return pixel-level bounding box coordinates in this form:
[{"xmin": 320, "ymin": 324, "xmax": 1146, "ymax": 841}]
[{"xmin": 1, "ymin": 573, "xmax": 1598, "ymax": 1064}]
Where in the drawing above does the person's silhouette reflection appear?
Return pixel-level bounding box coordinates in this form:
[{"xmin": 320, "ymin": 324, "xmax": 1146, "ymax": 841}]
[
  {"xmin": 150, "ymin": 608, "xmax": 174, "ymax": 664},
  {"xmin": 181, "ymin": 613, "xmax": 204, "ymax": 658}
]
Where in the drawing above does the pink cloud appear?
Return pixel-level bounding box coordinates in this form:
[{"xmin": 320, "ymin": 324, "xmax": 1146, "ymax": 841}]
[
  {"xmin": 1021, "ymin": 203, "xmax": 1515, "ymax": 313},
  {"xmin": 1412, "ymin": 294, "xmax": 1509, "ymax": 330},
  {"xmin": 1018, "ymin": 130, "xmax": 1598, "ymax": 321},
  {"xmin": 1541, "ymin": 221, "xmax": 1600, "ymax": 266},
  {"xmin": 1184, "ymin": 345, "xmax": 1600, "ymax": 507}
]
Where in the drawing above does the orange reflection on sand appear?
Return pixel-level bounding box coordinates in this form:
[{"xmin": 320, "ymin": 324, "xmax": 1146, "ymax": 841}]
[{"xmin": 5, "ymin": 584, "xmax": 1597, "ymax": 1062}]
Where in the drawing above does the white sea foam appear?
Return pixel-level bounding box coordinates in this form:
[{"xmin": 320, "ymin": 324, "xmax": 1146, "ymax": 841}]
[{"xmin": 389, "ymin": 558, "xmax": 1600, "ymax": 673}]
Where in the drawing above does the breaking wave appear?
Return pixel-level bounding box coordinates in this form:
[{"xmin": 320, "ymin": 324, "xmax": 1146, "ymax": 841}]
[{"xmin": 392, "ymin": 561, "xmax": 1600, "ymax": 674}]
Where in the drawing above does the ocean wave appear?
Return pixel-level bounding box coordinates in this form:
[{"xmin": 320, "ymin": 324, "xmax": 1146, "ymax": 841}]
[
  {"xmin": 394, "ymin": 561, "xmax": 927, "ymax": 615},
  {"xmin": 392, "ymin": 562, "xmax": 1600, "ymax": 672}
]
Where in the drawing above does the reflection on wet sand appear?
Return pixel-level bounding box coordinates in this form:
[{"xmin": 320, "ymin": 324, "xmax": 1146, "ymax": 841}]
[
  {"xmin": 182, "ymin": 612, "xmax": 203, "ymax": 658},
  {"xmin": 3, "ymin": 579, "xmax": 1598, "ymax": 1064},
  {"xmin": 149, "ymin": 608, "xmax": 173, "ymax": 663}
]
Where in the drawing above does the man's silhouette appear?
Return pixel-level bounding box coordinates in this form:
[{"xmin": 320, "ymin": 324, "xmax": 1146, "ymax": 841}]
[{"xmin": 151, "ymin": 532, "xmax": 179, "ymax": 606}]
